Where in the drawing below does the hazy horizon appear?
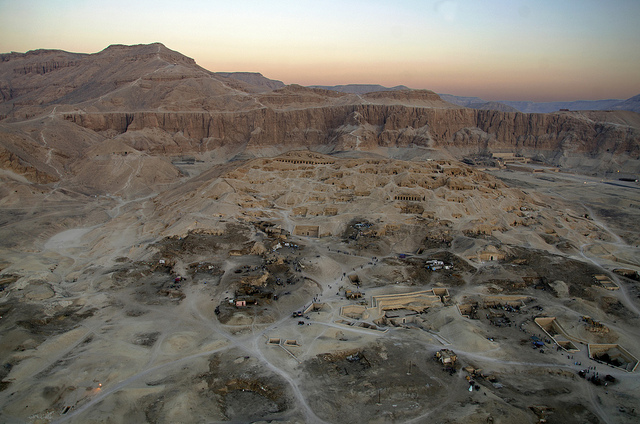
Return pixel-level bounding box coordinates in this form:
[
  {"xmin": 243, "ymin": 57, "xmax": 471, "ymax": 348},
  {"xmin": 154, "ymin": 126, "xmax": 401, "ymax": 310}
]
[{"xmin": 1, "ymin": 0, "xmax": 639, "ymax": 102}]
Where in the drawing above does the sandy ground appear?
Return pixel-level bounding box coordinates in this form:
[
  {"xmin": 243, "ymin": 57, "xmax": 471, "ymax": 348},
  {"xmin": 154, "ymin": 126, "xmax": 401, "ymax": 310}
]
[{"xmin": 0, "ymin": 158, "xmax": 639, "ymax": 424}]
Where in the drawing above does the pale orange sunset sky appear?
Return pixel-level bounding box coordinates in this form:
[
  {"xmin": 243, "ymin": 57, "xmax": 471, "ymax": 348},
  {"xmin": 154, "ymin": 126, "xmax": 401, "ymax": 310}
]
[{"xmin": 1, "ymin": 0, "xmax": 639, "ymax": 101}]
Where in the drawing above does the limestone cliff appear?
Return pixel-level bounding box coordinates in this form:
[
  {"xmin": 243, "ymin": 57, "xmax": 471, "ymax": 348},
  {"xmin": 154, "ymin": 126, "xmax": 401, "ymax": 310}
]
[
  {"xmin": 0, "ymin": 146, "xmax": 58, "ymax": 183},
  {"xmin": 61, "ymin": 105, "xmax": 640, "ymax": 161}
]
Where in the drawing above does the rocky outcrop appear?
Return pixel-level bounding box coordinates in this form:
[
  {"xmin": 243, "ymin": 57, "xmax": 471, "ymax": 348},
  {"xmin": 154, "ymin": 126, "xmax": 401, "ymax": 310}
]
[
  {"xmin": 13, "ymin": 60, "xmax": 81, "ymax": 75},
  {"xmin": 0, "ymin": 146, "xmax": 58, "ymax": 183}
]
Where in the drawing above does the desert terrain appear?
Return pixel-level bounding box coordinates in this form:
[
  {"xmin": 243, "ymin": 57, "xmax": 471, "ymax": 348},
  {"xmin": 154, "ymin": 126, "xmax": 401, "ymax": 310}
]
[{"xmin": 0, "ymin": 43, "xmax": 639, "ymax": 423}]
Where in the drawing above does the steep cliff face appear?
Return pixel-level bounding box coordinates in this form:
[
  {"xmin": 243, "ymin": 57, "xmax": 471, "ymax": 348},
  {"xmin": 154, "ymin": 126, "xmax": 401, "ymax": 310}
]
[
  {"xmin": 61, "ymin": 105, "xmax": 640, "ymax": 160},
  {"xmin": 12, "ymin": 60, "xmax": 81, "ymax": 76},
  {"xmin": 469, "ymin": 110, "xmax": 640, "ymax": 158},
  {"xmin": 0, "ymin": 146, "xmax": 58, "ymax": 183}
]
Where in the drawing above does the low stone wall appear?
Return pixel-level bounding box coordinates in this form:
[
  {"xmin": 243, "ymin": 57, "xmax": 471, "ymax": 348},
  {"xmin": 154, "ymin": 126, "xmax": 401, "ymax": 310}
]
[
  {"xmin": 304, "ymin": 302, "xmax": 326, "ymax": 314},
  {"xmin": 534, "ymin": 317, "xmax": 584, "ymax": 352},
  {"xmin": 588, "ymin": 344, "xmax": 638, "ymax": 372},
  {"xmin": 340, "ymin": 305, "xmax": 367, "ymax": 320},
  {"xmin": 482, "ymin": 295, "xmax": 528, "ymax": 308}
]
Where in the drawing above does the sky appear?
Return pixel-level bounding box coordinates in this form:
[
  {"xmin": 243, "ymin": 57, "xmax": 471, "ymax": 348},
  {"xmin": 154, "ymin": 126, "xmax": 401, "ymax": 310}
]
[{"xmin": 1, "ymin": 0, "xmax": 639, "ymax": 102}]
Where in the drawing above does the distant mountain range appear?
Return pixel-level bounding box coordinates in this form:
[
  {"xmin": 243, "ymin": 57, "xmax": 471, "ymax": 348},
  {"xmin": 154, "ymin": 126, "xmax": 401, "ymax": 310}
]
[
  {"xmin": 308, "ymin": 84, "xmax": 410, "ymax": 94},
  {"xmin": 304, "ymin": 84, "xmax": 640, "ymax": 114},
  {"xmin": 433, "ymin": 93, "xmax": 640, "ymax": 114},
  {"xmin": 215, "ymin": 72, "xmax": 285, "ymax": 91}
]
